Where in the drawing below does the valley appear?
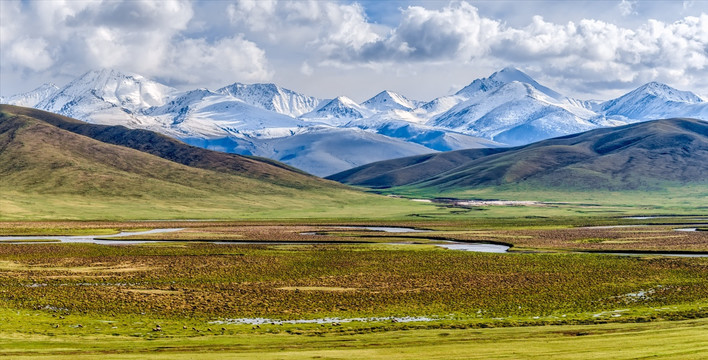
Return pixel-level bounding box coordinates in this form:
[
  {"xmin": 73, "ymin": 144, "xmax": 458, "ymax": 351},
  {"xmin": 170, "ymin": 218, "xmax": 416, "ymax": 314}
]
[{"xmin": 3, "ymin": 1, "xmax": 708, "ymax": 358}]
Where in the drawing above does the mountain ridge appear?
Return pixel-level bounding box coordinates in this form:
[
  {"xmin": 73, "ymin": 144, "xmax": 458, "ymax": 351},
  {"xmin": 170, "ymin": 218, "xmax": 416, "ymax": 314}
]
[
  {"xmin": 3, "ymin": 67, "xmax": 707, "ymax": 176},
  {"xmin": 328, "ymin": 118, "xmax": 708, "ymax": 192}
]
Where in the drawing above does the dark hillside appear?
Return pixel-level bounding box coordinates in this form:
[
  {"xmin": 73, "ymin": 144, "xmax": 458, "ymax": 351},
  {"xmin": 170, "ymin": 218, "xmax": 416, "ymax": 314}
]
[{"xmin": 329, "ymin": 118, "xmax": 708, "ymax": 191}]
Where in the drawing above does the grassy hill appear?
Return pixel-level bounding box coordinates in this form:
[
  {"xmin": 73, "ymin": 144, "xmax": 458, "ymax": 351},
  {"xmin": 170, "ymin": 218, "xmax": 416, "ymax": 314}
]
[
  {"xmin": 328, "ymin": 119, "xmax": 708, "ymax": 203},
  {"xmin": 0, "ymin": 105, "xmax": 429, "ymax": 220}
]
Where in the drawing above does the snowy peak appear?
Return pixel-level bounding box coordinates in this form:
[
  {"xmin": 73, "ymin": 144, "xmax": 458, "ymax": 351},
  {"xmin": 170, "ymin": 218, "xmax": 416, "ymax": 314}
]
[
  {"xmin": 38, "ymin": 68, "xmax": 176, "ymax": 113},
  {"xmin": 601, "ymin": 81, "xmax": 704, "ymax": 120},
  {"xmin": 148, "ymin": 88, "xmax": 218, "ymax": 116},
  {"xmin": 490, "ymin": 67, "xmax": 539, "ymax": 85},
  {"xmin": 313, "ymin": 96, "xmax": 366, "ymax": 119},
  {"xmin": 1, "ymin": 83, "xmax": 59, "ymax": 107},
  {"xmin": 456, "ymin": 67, "xmax": 563, "ymax": 100},
  {"xmin": 217, "ymin": 82, "xmax": 321, "ymax": 117},
  {"xmin": 622, "ymin": 82, "xmax": 702, "ymax": 104},
  {"xmin": 362, "ymin": 90, "xmax": 416, "ymax": 111}
]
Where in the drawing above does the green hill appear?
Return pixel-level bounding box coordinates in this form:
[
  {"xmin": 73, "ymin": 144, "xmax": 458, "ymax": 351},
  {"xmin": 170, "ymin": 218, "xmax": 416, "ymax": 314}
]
[
  {"xmin": 0, "ymin": 105, "xmax": 426, "ymax": 220},
  {"xmin": 328, "ymin": 118, "xmax": 708, "ymax": 195}
]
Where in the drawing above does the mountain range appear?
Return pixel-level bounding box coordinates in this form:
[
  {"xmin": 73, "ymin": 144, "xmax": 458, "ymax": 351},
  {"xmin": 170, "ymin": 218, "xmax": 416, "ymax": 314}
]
[
  {"xmin": 328, "ymin": 118, "xmax": 708, "ymax": 192},
  {"xmin": 2, "ymin": 67, "xmax": 706, "ymax": 176}
]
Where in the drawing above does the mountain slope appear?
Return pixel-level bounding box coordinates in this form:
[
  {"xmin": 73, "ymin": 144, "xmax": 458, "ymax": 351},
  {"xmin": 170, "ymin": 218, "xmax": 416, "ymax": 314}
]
[
  {"xmin": 601, "ymin": 82, "xmax": 705, "ymax": 120},
  {"xmin": 0, "ymin": 105, "xmax": 427, "ymax": 220},
  {"xmin": 301, "ymin": 96, "xmax": 371, "ymax": 125},
  {"xmin": 217, "ymin": 83, "xmax": 322, "ymax": 117},
  {"xmin": 0, "ymin": 83, "xmax": 59, "ymax": 107},
  {"xmin": 327, "ymin": 147, "xmax": 509, "ymax": 188},
  {"xmin": 36, "ymin": 69, "xmax": 175, "ymax": 128},
  {"xmin": 180, "ymin": 126, "xmax": 436, "ymax": 177},
  {"xmin": 329, "ymin": 118, "xmax": 708, "ymax": 191},
  {"xmin": 0, "ymin": 105, "xmax": 312, "ymax": 180},
  {"xmin": 145, "ymin": 88, "xmax": 307, "ymax": 138},
  {"xmin": 456, "ymin": 66, "xmax": 563, "ymax": 100}
]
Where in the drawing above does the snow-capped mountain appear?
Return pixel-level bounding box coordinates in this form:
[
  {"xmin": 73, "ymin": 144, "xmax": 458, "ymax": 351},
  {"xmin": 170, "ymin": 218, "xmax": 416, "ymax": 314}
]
[
  {"xmin": 0, "ymin": 83, "xmax": 59, "ymax": 107},
  {"xmin": 427, "ymin": 69, "xmax": 598, "ymax": 145},
  {"xmin": 301, "ymin": 96, "xmax": 371, "ymax": 126},
  {"xmin": 362, "ymin": 90, "xmax": 418, "ymax": 112},
  {"xmin": 216, "ymin": 82, "xmax": 322, "ymax": 117},
  {"xmin": 35, "ymin": 69, "xmax": 176, "ymax": 127},
  {"xmin": 348, "ymin": 112, "xmax": 499, "ymax": 151},
  {"xmin": 5, "ymin": 67, "xmax": 706, "ymax": 177},
  {"xmin": 145, "ymin": 88, "xmax": 309, "ymax": 139},
  {"xmin": 456, "ymin": 66, "xmax": 563, "ymax": 100},
  {"xmin": 601, "ymin": 81, "xmax": 705, "ymax": 121}
]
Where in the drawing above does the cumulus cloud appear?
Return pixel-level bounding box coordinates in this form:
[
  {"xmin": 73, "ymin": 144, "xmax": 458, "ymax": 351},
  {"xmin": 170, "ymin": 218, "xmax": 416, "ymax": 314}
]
[
  {"xmin": 161, "ymin": 35, "xmax": 272, "ymax": 85},
  {"xmin": 0, "ymin": 0, "xmax": 271, "ymax": 90},
  {"xmin": 227, "ymin": 0, "xmax": 380, "ymax": 54},
  {"xmin": 291, "ymin": 1, "xmax": 708, "ymax": 94},
  {"xmin": 350, "ymin": 2, "xmax": 501, "ymax": 63},
  {"xmin": 7, "ymin": 37, "xmax": 54, "ymax": 71},
  {"xmin": 1, "ymin": 0, "xmax": 707, "ymax": 99}
]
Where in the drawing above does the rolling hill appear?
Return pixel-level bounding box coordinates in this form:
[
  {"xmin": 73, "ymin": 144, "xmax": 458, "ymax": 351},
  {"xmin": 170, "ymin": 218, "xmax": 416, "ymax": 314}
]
[
  {"xmin": 0, "ymin": 105, "xmax": 428, "ymax": 220},
  {"xmin": 328, "ymin": 118, "xmax": 708, "ymax": 193}
]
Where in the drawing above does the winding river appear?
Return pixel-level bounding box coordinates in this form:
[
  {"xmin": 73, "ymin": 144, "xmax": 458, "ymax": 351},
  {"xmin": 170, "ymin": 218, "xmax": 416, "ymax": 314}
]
[{"xmin": 0, "ymin": 224, "xmax": 705, "ymax": 257}]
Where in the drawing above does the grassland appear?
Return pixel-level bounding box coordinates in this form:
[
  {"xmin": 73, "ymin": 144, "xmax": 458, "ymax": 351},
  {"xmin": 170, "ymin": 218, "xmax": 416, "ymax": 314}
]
[
  {"xmin": 382, "ymin": 182, "xmax": 708, "ymax": 214},
  {"xmin": 1, "ymin": 217, "xmax": 707, "ymax": 358},
  {"xmin": 0, "ymin": 236, "xmax": 707, "ymax": 358},
  {"xmin": 2, "ymin": 315, "xmax": 707, "ymax": 359}
]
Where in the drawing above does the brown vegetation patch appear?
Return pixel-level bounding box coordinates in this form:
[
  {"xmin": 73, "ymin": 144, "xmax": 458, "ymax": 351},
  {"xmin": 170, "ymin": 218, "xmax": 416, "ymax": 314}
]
[
  {"xmin": 123, "ymin": 289, "xmax": 181, "ymax": 295},
  {"xmin": 277, "ymin": 286, "xmax": 358, "ymax": 292},
  {"xmin": 0, "ymin": 260, "xmax": 152, "ymax": 273}
]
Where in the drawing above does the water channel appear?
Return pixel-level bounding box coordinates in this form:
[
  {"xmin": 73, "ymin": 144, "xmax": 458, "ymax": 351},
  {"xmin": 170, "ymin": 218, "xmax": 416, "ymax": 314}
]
[{"xmin": 0, "ymin": 225, "xmax": 705, "ymax": 257}]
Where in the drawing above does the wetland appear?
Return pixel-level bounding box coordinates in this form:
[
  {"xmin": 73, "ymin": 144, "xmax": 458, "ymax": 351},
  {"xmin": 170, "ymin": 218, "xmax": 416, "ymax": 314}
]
[{"xmin": 1, "ymin": 216, "xmax": 707, "ymax": 358}]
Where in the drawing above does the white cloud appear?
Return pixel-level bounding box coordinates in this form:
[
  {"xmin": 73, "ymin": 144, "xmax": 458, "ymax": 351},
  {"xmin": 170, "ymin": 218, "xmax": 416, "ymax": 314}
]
[
  {"xmin": 1, "ymin": 0, "xmax": 707, "ymax": 100},
  {"xmin": 160, "ymin": 35, "xmax": 272, "ymax": 86},
  {"xmin": 354, "ymin": 2, "xmax": 500, "ymax": 63},
  {"xmin": 227, "ymin": 0, "xmax": 380, "ymax": 54},
  {"xmin": 618, "ymin": 0, "xmax": 638, "ymax": 17},
  {"xmin": 300, "ymin": 61, "xmax": 314, "ymax": 76},
  {"xmin": 8, "ymin": 37, "xmax": 54, "ymax": 71},
  {"xmin": 0, "ymin": 0, "xmax": 271, "ymax": 91},
  {"xmin": 293, "ymin": 1, "xmax": 708, "ymax": 95}
]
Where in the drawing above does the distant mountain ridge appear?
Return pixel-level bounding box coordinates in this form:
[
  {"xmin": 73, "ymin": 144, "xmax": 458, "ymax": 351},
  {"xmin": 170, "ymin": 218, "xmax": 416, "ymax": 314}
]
[
  {"xmin": 2, "ymin": 67, "xmax": 706, "ymax": 176},
  {"xmin": 327, "ymin": 118, "xmax": 708, "ymax": 192}
]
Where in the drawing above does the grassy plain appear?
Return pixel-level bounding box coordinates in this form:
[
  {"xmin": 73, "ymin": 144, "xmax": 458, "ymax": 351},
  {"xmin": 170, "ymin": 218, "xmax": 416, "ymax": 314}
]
[
  {"xmin": 1, "ymin": 211, "xmax": 707, "ymax": 358},
  {"xmin": 0, "ymin": 231, "xmax": 707, "ymax": 358},
  {"xmin": 2, "ymin": 315, "xmax": 707, "ymax": 359}
]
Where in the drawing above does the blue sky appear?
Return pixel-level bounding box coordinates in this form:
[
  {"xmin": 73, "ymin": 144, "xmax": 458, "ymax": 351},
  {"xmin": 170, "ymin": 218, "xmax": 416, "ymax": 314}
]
[{"xmin": 1, "ymin": 0, "xmax": 707, "ymax": 102}]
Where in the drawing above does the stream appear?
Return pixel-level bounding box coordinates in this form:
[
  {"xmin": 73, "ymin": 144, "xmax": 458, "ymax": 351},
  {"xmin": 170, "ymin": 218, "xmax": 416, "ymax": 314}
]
[
  {"xmin": 1, "ymin": 225, "xmax": 705, "ymax": 257},
  {"xmin": 0, "ymin": 228, "xmax": 183, "ymax": 244}
]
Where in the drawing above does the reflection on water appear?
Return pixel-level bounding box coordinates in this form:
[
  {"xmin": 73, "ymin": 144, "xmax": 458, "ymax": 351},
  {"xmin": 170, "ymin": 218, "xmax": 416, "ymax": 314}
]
[
  {"xmin": 336, "ymin": 226, "xmax": 430, "ymax": 233},
  {"xmin": 435, "ymin": 243, "xmax": 510, "ymax": 253},
  {"xmin": 0, "ymin": 228, "xmax": 183, "ymax": 244}
]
